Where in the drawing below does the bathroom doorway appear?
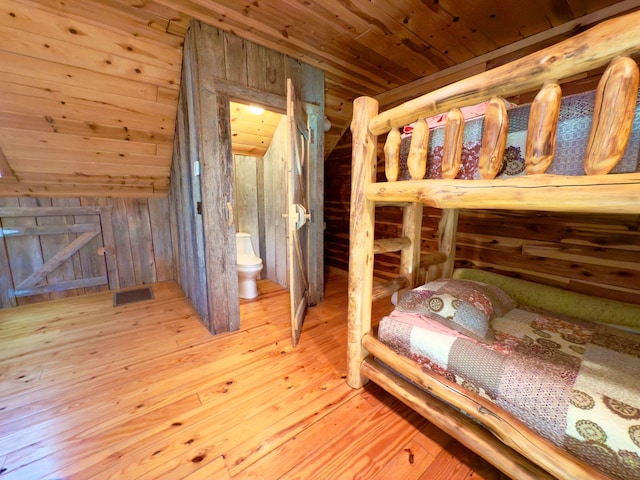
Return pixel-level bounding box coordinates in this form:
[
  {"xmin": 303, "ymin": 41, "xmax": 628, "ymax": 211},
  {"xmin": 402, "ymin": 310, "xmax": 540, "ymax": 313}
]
[
  {"xmin": 170, "ymin": 19, "xmax": 325, "ymax": 337},
  {"xmin": 229, "ymin": 85, "xmax": 321, "ymax": 346},
  {"xmin": 230, "ymin": 100, "xmax": 288, "ymax": 290}
]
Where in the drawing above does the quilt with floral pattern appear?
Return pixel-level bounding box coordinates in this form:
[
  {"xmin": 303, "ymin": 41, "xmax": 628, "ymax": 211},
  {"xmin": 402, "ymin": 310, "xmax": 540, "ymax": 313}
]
[{"xmin": 378, "ymin": 279, "xmax": 640, "ymax": 480}]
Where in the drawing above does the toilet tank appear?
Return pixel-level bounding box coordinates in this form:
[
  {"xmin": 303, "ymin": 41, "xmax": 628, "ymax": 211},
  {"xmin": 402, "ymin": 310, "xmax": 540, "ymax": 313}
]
[{"xmin": 236, "ymin": 232, "xmax": 261, "ymax": 265}]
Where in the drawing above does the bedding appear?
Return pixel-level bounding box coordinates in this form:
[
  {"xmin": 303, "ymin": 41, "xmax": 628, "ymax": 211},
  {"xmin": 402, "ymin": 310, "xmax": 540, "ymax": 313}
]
[
  {"xmin": 397, "ymin": 89, "xmax": 640, "ymax": 180},
  {"xmin": 378, "ymin": 279, "xmax": 640, "ymax": 480}
]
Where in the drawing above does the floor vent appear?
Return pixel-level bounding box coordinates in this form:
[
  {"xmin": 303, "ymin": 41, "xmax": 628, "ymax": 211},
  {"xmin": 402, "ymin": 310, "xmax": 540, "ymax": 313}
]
[{"xmin": 113, "ymin": 287, "xmax": 154, "ymax": 306}]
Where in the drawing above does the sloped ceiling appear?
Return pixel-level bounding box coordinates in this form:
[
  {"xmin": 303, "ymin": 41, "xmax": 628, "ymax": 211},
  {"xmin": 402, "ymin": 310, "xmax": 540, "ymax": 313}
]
[{"xmin": 0, "ymin": 0, "xmax": 637, "ymax": 197}]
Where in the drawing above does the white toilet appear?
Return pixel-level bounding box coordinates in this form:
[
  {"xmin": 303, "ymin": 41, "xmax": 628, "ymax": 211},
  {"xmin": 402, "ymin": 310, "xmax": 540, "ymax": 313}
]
[{"xmin": 236, "ymin": 232, "xmax": 263, "ymax": 299}]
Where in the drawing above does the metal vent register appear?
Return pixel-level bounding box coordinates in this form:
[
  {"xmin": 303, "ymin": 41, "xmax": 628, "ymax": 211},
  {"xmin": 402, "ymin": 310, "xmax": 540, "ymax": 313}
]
[{"xmin": 113, "ymin": 287, "xmax": 154, "ymax": 306}]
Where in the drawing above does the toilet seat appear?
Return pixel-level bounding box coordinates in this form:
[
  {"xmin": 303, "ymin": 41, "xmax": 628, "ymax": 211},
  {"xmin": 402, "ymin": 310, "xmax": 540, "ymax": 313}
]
[{"xmin": 237, "ymin": 253, "xmax": 262, "ymax": 268}]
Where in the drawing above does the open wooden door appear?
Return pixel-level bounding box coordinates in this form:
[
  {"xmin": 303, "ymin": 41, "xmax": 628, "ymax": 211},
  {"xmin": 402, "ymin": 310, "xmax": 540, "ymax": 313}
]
[{"xmin": 286, "ymin": 79, "xmax": 311, "ymax": 347}]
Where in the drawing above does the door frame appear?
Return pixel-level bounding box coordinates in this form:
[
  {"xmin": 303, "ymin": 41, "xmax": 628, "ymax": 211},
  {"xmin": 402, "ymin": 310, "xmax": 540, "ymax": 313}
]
[{"xmin": 219, "ymin": 81, "xmax": 324, "ymax": 298}]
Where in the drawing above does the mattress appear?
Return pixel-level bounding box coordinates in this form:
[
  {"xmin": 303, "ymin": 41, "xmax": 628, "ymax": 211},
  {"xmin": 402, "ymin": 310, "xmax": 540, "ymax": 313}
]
[
  {"xmin": 397, "ymin": 89, "xmax": 640, "ymax": 180},
  {"xmin": 377, "ymin": 278, "xmax": 640, "ymax": 480}
]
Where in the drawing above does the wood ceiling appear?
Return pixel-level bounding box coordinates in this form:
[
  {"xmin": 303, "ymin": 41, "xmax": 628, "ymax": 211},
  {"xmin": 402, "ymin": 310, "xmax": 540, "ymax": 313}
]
[{"xmin": 0, "ymin": 0, "xmax": 637, "ymax": 197}]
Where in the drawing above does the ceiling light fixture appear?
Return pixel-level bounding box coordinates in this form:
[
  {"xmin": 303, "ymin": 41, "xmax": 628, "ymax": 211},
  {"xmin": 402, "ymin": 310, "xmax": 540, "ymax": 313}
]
[{"xmin": 248, "ymin": 105, "xmax": 265, "ymax": 115}]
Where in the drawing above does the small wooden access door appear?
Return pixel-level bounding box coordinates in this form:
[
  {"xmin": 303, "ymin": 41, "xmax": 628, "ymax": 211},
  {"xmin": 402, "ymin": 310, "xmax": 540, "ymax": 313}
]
[
  {"xmin": 0, "ymin": 206, "xmax": 118, "ymax": 308},
  {"xmin": 286, "ymin": 79, "xmax": 311, "ymax": 347}
]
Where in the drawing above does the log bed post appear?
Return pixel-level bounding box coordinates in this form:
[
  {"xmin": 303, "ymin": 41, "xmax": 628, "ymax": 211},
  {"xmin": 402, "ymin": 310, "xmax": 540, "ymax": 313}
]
[
  {"xmin": 436, "ymin": 208, "xmax": 458, "ymax": 279},
  {"xmin": 399, "ymin": 203, "xmax": 423, "ymax": 289},
  {"xmin": 347, "ymin": 96, "xmax": 379, "ymax": 389}
]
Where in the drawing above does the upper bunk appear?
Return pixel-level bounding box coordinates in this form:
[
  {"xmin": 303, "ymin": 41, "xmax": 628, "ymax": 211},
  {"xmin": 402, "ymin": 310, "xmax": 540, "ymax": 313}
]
[{"xmin": 350, "ymin": 10, "xmax": 640, "ymax": 215}]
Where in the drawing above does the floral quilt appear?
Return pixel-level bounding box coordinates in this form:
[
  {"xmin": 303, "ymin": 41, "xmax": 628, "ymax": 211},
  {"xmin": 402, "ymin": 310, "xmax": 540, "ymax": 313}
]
[{"xmin": 378, "ymin": 279, "xmax": 640, "ymax": 480}]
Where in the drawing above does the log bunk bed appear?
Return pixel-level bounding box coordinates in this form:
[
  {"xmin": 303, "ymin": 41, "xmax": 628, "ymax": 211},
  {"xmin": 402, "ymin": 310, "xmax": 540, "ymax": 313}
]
[{"xmin": 347, "ymin": 10, "xmax": 640, "ymax": 480}]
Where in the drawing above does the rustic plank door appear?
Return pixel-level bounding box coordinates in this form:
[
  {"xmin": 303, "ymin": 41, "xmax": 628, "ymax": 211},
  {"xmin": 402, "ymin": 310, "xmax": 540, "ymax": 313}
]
[
  {"xmin": 0, "ymin": 206, "xmax": 118, "ymax": 307},
  {"xmin": 286, "ymin": 79, "xmax": 311, "ymax": 347}
]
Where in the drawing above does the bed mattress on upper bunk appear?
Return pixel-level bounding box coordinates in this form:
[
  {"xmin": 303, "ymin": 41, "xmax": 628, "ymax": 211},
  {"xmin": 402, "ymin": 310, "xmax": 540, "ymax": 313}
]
[
  {"xmin": 397, "ymin": 89, "xmax": 640, "ymax": 180},
  {"xmin": 377, "ymin": 278, "xmax": 640, "ymax": 480}
]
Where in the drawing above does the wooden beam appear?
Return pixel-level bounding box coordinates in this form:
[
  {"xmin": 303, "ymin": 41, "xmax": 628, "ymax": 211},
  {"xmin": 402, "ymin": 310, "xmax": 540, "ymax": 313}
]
[
  {"xmin": 190, "ymin": 20, "xmax": 241, "ymax": 334},
  {"xmin": 0, "ymin": 206, "xmax": 111, "ymax": 217},
  {"xmin": 372, "ymin": 277, "xmax": 410, "ymax": 302},
  {"xmin": 0, "ymin": 223, "xmax": 99, "ymax": 237},
  {"xmin": 399, "ymin": 203, "xmax": 423, "ymax": 288},
  {"xmin": 0, "ymin": 182, "xmax": 166, "ymax": 198},
  {"xmin": 206, "ymin": 78, "xmax": 286, "ymax": 113},
  {"xmin": 373, "ymin": 237, "xmax": 411, "ymax": 254},
  {"xmin": 365, "ymin": 173, "xmax": 640, "ymax": 214},
  {"xmin": 12, "ymin": 276, "xmax": 107, "ymax": 298},
  {"xmin": 361, "ymin": 359, "xmax": 556, "ymax": 480}
]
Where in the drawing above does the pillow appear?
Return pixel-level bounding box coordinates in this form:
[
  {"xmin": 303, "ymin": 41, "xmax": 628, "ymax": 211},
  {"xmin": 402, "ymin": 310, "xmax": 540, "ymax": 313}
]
[{"xmin": 395, "ymin": 279, "xmax": 516, "ymax": 343}]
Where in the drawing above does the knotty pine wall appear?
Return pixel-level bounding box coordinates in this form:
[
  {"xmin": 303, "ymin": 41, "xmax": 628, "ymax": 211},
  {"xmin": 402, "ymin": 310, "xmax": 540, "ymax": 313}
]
[
  {"xmin": 324, "ymin": 132, "xmax": 640, "ymax": 306},
  {"xmin": 0, "ymin": 196, "xmax": 174, "ymax": 308}
]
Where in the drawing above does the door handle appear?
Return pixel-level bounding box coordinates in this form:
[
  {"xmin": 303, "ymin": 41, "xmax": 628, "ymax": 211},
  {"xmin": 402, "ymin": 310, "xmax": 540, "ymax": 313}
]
[
  {"xmin": 227, "ymin": 202, "xmax": 234, "ymax": 226},
  {"xmin": 292, "ymin": 204, "xmax": 311, "ymax": 230}
]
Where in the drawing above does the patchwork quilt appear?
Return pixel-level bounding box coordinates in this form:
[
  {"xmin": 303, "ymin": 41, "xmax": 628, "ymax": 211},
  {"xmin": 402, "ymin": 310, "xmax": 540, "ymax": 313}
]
[{"xmin": 378, "ymin": 279, "xmax": 640, "ymax": 480}]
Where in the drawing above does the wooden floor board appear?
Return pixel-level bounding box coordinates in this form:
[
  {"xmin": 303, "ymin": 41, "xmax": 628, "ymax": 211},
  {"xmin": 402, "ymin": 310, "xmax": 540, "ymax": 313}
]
[{"xmin": 0, "ymin": 272, "xmax": 506, "ymax": 479}]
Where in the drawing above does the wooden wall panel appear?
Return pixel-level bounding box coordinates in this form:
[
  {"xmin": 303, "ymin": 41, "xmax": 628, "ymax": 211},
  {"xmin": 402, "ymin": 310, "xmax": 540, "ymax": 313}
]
[
  {"xmin": 0, "ymin": 197, "xmax": 48, "ymax": 305},
  {"xmin": 125, "ymin": 198, "xmax": 157, "ymax": 285},
  {"xmin": 323, "ymin": 129, "xmax": 640, "ymax": 306},
  {"xmin": 168, "ymin": 44, "xmax": 210, "ymax": 331},
  {"xmin": 262, "ymin": 118, "xmax": 289, "ymax": 288},
  {"xmin": 148, "ymin": 197, "xmax": 175, "ymax": 282},
  {"xmin": 0, "ymin": 196, "xmax": 175, "ymax": 308},
  {"xmin": 0, "ymin": 0, "xmax": 182, "ymax": 196},
  {"xmin": 233, "ymin": 155, "xmax": 261, "ymax": 265},
  {"xmin": 33, "ymin": 198, "xmax": 79, "ymax": 301}
]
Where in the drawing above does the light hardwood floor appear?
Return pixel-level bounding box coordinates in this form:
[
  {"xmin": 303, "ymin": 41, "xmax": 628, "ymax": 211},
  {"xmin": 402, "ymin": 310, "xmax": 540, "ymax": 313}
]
[{"xmin": 0, "ymin": 271, "xmax": 508, "ymax": 479}]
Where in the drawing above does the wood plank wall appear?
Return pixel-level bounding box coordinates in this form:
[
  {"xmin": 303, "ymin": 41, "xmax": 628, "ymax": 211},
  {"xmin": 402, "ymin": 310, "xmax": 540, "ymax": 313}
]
[
  {"xmin": 261, "ymin": 118, "xmax": 289, "ymax": 288},
  {"xmin": 0, "ymin": 0, "xmax": 184, "ymax": 196},
  {"xmin": 0, "ymin": 196, "xmax": 174, "ymax": 308},
  {"xmin": 324, "ymin": 132, "xmax": 640, "ymax": 306},
  {"xmin": 169, "ymin": 49, "xmax": 209, "ymax": 330},
  {"xmin": 234, "ymin": 154, "xmax": 262, "ymax": 263}
]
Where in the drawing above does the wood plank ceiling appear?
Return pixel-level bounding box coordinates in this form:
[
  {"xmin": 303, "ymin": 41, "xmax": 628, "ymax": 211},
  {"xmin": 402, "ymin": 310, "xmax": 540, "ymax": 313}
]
[{"xmin": 0, "ymin": 0, "xmax": 637, "ymax": 197}]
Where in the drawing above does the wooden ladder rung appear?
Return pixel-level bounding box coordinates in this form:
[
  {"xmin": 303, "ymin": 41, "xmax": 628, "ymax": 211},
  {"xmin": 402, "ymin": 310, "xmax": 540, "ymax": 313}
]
[
  {"xmin": 372, "ymin": 277, "xmax": 409, "ymax": 302},
  {"xmin": 374, "ymin": 201, "xmax": 412, "ymax": 208},
  {"xmin": 420, "ymin": 252, "xmax": 447, "ymax": 268},
  {"xmin": 373, "ymin": 237, "xmax": 411, "ymax": 254}
]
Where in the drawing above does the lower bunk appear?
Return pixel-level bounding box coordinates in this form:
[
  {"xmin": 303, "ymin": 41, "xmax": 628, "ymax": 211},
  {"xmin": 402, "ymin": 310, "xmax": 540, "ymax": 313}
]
[{"xmin": 354, "ymin": 269, "xmax": 640, "ymax": 480}]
